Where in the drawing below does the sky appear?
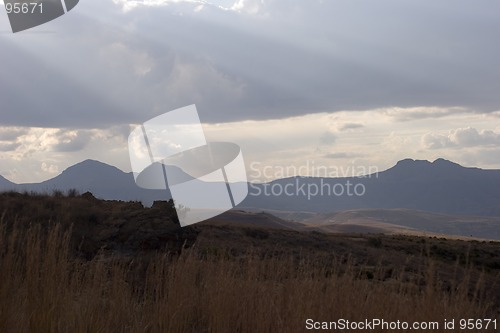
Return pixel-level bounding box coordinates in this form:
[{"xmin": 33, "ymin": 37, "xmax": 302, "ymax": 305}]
[{"xmin": 1, "ymin": 0, "xmax": 500, "ymax": 183}]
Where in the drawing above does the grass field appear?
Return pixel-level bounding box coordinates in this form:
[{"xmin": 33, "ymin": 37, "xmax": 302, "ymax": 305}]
[
  {"xmin": 0, "ymin": 193, "xmax": 498, "ymax": 332},
  {"xmin": 0, "ymin": 223, "xmax": 497, "ymax": 332}
]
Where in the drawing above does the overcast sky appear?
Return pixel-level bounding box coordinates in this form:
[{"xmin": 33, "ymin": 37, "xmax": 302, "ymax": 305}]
[{"xmin": 1, "ymin": 0, "xmax": 500, "ymax": 183}]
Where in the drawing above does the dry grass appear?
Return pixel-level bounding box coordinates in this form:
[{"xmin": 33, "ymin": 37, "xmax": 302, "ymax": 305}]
[{"xmin": 0, "ymin": 218, "xmax": 497, "ymax": 333}]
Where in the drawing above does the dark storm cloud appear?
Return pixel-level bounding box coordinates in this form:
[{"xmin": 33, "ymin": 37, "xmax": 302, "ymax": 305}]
[
  {"xmin": 0, "ymin": 38, "xmax": 130, "ymax": 128},
  {"xmin": 0, "ymin": 127, "xmax": 28, "ymax": 141},
  {"xmin": 1, "ymin": 0, "xmax": 500, "ymax": 128},
  {"xmin": 52, "ymin": 130, "xmax": 92, "ymax": 152}
]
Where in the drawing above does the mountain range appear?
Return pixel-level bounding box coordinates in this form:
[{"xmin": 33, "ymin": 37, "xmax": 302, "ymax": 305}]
[
  {"xmin": 243, "ymin": 158, "xmax": 500, "ymax": 217},
  {"xmin": 1, "ymin": 158, "xmax": 500, "ymax": 218},
  {"xmin": 0, "ymin": 160, "xmax": 171, "ymax": 205}
]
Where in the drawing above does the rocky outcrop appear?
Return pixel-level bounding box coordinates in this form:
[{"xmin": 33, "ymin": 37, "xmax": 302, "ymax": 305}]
[{"xmin": 0, "ymin": 192, "xmax": 198, "ymax": 259}]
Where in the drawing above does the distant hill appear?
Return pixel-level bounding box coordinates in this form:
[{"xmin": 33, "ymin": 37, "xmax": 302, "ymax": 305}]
[
  {"xmin": 0, "ymin": 175, "xmax": 16, "ymax": 190},
  {"xmin": 36, "ymin": 160, "xmax": 134, "ymax": 193},
  {"xmin": 1, "ymin": 160, "xmax": 172, "ymax": 206},
  {"xmin": 241, "ymin": 158, "xmax": 500, "ymax": 216},
  {"xmin": 202, "ymin": 210, "xmax": 306, "ymax": 231},
  {"xmin": 1, "ymin": 158, "xmax": 500, "ymax": 217}
]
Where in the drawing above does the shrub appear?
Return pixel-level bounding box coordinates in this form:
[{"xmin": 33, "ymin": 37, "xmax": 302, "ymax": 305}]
[{"xmin": 368, "ymin": 236, "xmax": 383, "ymax": 248}]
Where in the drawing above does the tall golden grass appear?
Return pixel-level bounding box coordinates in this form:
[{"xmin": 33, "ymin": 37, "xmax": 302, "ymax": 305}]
[{"xmin": 0, "ymin": 220, "xmax": 496, "ymax": 333}]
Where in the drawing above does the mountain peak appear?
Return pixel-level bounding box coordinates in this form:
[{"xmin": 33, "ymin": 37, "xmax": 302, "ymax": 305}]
[
  {"xmin": 63, "ymin": 159, "xmax": 125, "ymax": 174},
  {"xmin": 395, "ymin": 158, "xmax": 432, "ymax": 168},
  {"xmin": 71, "ymin": 159, "xmax": 119, "ymax": 168},
  {"xmin": 384, "ymin": 158, "xmax": 467, "ymax": 178},
  {"xmin": 394, "ymin": 158, "xmax": 464, "ymax": 169},
  {"xmin": 392, "ymin": 158, "xmax": 432, "ymax": 170},
  {"xmin": 432, "ymin": 158, "xmax": 463, "ymax": 168},
  {"xmin": 43, "ymin": 160, "xmax": 131, "ymax": 188}
]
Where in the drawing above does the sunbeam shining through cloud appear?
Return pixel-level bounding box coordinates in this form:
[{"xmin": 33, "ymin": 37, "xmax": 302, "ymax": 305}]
[{"xmin": 1, "ymin": 0, "xmax": 500, "ymax": 182}]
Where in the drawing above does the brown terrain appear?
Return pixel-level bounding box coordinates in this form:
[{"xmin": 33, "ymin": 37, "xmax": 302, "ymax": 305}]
[{"xmin": 0, "ymin": 191, "xmax": 499, "ymax": 332}]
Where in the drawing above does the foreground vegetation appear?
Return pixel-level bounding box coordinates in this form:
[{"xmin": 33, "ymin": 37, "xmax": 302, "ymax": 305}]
[{"xmin": 0, "ymin": 192, "xmax": 498, "ymax": 332}]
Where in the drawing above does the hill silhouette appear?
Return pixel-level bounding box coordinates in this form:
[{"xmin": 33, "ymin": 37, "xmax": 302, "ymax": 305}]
[
  {"xmin": 242, "ymin": 158, "xmax": 500, "ymax": 216},
  {"xmin": 1, "ymin": 158, "xmax": 500, "ymax": 217},
  {"xmin": 0, "ymin": 175, "xmax": 15, "ymax": 190}
]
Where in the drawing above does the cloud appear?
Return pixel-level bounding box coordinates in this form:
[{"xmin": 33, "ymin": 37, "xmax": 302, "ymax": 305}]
[
  {"xmin": 324, "ymin": 152, "xmax": 363, "ymax": 159},
  {"xmin": 3, "ymin": 0, "xmax": 500, "ymax": 181},
  {"xmin": 2, "ymin": 106, "xmax": 500, "ymax": 183},
  {"xmin": 338, "ymin": 123, "xmax": 364, "ymax": 131},
  {"xmin": 41, "ymin": 162, "xmax": 59, "ymax": 174},
  {"xmin": 383, "ymin": 107, "xmax": 469, "ymax": 122},
  {"xmin": 421, "ymin": 133, "xmax": 450, "ymax": 150},
  {"xmin": 231, "ymin": 0, "xmax": 266, "ymax": 15},
  {"xmin": 111, "ymin": 0, "xmax": 289, "ymax": 17},
  {"xmin": 0, "ymin": 128, "xmax": 101, "ymax": 159},
  {"xmin": 2, "ymin": 0, "xmax": 500, "ymax": 128},
  {"xmin": 0, "ymin": 126, "xmax": 131, "ymax": 182},
  {"xmin": 450, "ymin": 128, "xmax": 500, "ymax": 146},
  {"xmin": 0, "ymin": 142, "xmax": 21, "ymax": 152},
  {"xmin": 0, "ymin": 127, "xmax": 24, "ymax": 151},
  {"xmin": 319, "ymin": 131, "xmax": 336, "ymax": 145},
  {"xmin": 457, "ymin": 147, "xmax": 500, "ymax": 169},
  {"xmin": 164, "ymin": 57, "xmax": 246, "ymax": 111},
  {"xmin": 0, "ymin": 127, "xmax": 29, "ymax": 141},
  {"xmin": 111, "ymin": 0, "xmax": 215, "ymax": 12},
  {"xmin": 421, "ymin": 127, "xmax": 500, "ymax": 149},
  {"xmin": 52, "ymin": 130, "xmax": 92, "ymax": 152}
]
